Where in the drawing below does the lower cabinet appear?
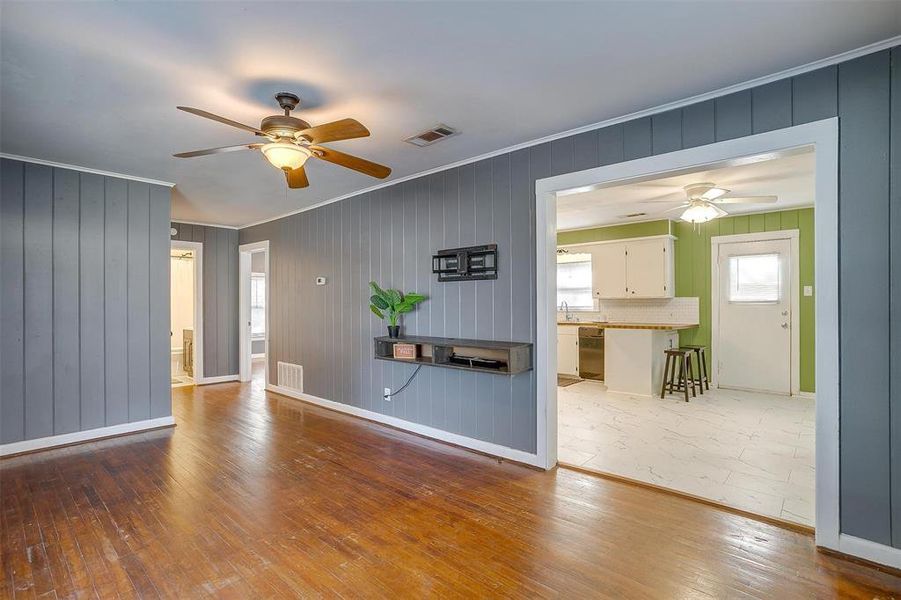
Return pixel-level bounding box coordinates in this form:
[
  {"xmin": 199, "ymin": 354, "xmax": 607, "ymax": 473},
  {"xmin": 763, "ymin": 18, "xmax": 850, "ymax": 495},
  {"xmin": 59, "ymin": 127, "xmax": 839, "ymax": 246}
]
[{"xmin": 558, "ymin": 326, "xmax": 579, "ymax": 376}]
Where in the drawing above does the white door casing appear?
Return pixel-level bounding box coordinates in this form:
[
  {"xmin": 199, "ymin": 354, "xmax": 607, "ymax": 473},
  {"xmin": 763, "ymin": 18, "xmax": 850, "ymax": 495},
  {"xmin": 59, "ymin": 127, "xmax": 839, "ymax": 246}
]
[
  {"xmin": 714, "ymin": 236, "xmax": 795, "ymax": 395},
  {"xmin": 536, "ymin": 119, "xmax": 843, "ymax": 557},
  {"xmin": 238, "ymin": 241, "xmax": 270, "ymax": 386},
  {"xmin": 169, "ymin": 240, "xmax": 203, "ymax": 383}
]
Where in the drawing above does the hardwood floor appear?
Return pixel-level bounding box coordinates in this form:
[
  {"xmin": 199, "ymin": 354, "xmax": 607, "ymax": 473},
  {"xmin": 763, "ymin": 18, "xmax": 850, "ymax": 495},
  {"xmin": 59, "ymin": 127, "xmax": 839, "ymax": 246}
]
[{"xmin": 2, "ymin": 366, "xmax": 900, "ymax": 598}]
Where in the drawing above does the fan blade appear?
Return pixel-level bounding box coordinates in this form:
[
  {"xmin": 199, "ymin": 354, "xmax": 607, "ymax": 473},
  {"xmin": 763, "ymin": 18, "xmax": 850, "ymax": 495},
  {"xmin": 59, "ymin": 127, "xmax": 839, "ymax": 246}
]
[
  {"xmin": 716, "ymin": 195, "xmax": 777, "ymax": 204},
  {"xmin": 285, "ymin": 166, "xmax": 309, "ymax": 189},
  {"xmin": 177, "ymin": 106, "xmax": 270, "ymax": 137},
  {"xmin": 297, "ymin": 118, "xmax": 370, "ymax": 144},
  {"xmin": 700, "ymin": 187, "xmax": 729, "ymax": 201},
  {"xmin": 648, "ymin": 203, "xmax": 690, "ymax": 216},
  {"xmin": 173, "ymin": 143, "xmax": 262, "ymax": 158},
  {"xmin": 310, "ymin": 145, "xmax": 391, "ymax": 179}
]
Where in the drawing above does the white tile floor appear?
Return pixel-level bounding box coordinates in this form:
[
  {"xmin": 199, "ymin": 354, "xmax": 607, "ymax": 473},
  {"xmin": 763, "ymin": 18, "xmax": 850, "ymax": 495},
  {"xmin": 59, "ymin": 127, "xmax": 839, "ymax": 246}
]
[{"xmin": 557, "ymin": 380, "xmax": 815, "ymax": 526}]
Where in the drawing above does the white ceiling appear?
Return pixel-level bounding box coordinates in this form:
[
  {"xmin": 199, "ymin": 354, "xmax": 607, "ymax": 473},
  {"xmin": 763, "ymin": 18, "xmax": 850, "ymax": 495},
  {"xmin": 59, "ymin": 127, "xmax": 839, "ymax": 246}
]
[
  {"xmin": 557, "ymin": 150, "xmax": 815, "ymax": 230},
  {"xmin": 1, "ymin": 2, "xmax": 897, "ymax": 227}
]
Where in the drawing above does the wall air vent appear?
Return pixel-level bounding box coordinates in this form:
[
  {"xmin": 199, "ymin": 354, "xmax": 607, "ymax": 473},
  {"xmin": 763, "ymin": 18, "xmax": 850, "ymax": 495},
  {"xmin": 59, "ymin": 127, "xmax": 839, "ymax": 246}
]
[{"xmin": 404, "ymin": 124, "xmax": 459, "ymax": 147}]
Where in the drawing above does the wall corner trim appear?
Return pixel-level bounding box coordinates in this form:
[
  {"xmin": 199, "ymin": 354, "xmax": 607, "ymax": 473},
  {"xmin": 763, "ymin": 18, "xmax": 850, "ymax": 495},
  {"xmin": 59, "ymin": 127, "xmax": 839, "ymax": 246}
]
[
  {"xmin": 0, "ymin": 417, "xmax": 176, "ymax": 457},
  {"xmin": 266, "ymin": 384, "xmax": 543, "ymax": 468},
  {"xmin": 0, "ymin": 153, "xmax": 176, "ymax": 188}
]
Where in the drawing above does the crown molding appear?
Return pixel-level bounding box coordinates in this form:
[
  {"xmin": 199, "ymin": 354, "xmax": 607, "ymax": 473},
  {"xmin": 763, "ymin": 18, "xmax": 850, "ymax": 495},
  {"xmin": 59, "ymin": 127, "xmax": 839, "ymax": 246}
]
[
  {"xmin": 170, "ymin": 219, "xmax": 239, "ymax": 231},
  {"xmin": 237, "ymin": 35, "xmax": 899, "ymax": 230},
  {"xmin": 238, "ymin": 35, "xmax": 898, "ymax": 230},
  {"xmin": 0, "ymin": 152, "xmax": 176, "ymax": 187}
]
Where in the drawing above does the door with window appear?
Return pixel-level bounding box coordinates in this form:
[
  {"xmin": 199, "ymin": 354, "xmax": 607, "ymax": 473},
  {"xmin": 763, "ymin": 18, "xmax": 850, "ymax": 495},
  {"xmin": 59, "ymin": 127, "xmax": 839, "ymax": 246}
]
[{"xmin": 716, "ymin": 238, "xmax": 792, "ymax": 394}]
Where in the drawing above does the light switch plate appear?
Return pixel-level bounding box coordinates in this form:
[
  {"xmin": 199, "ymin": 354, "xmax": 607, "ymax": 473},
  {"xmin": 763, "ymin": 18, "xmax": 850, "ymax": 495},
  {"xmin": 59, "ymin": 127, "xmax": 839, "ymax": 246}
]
[
  {"xmin": 316, "ymin": 276, "xmax": 327, "ymax": 286},
  {"xmin": 803, "ymin": 285, "xmax": 813, "ymax": 297}
]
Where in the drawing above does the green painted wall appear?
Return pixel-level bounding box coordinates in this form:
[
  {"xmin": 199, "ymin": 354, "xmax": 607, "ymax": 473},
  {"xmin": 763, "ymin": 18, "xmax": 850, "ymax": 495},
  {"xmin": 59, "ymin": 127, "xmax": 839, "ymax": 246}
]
[
  {"xmin": 673, "ymin": 208, "xmax": 815, "ymax": 393},
  {"xmin": 557, "ymin": 220, "xmax": 670, "ymax": 245},
  {"xmin": 558, "ymin": 208, "xmax": 815, "ymax": 392}
]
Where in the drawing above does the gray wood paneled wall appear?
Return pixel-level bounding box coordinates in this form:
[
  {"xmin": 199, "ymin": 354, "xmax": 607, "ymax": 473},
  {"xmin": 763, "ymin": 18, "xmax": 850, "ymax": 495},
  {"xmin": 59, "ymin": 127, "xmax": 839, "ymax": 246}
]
[
  {"xmin": 1, "ymin": 158, "xmax": 171, "ymax": 444},
  {"xmin": 242, "ymin": 47, "xmax": 900, "ymax": 547},
  {"xmin": 169, "ymin": 222, "xmax": 239, "ymax": 377}
]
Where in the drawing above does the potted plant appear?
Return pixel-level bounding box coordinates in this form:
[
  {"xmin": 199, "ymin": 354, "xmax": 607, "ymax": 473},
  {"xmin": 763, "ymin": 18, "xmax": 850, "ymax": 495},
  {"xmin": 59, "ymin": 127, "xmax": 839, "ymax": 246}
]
[{"xmin": 368, "ymin": 281, "xmax": 427, "ymax": 338}]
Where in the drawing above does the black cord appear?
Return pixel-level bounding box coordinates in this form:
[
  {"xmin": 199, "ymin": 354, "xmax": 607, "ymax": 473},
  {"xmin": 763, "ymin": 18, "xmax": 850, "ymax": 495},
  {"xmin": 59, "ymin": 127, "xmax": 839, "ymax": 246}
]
[{"xmin": 385, "ymin": 365, "xmax": 422, "ymax": 398}]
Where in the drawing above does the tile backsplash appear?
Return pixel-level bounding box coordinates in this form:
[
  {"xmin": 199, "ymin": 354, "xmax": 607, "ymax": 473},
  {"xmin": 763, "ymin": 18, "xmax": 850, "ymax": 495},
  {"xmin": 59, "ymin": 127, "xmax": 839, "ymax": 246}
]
[{"xmin": 558, "ymin": 297, "xmax": 699, "ymax": 324}]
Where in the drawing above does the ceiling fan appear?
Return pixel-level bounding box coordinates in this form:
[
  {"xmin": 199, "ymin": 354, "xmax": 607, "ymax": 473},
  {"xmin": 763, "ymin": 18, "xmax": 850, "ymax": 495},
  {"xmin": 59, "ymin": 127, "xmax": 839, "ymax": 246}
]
[
  {"xmin": 651, "ymin": 182, "xmax": 777, "ymax": 223},
  {"xmin": 173, "ymin": 92, "xmax": 391, "ymax": 189}
]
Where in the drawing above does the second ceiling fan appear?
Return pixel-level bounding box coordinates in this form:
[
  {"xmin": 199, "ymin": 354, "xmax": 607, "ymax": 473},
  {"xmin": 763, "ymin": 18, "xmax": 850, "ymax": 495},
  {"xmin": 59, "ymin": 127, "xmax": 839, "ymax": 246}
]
[
  {"xmin": 173, "ymin": 92, "xmax": 391, "ymax": 189},
  {"xmin": 650, "ymin": 182, "xmax": 777, "ymax": 223}
]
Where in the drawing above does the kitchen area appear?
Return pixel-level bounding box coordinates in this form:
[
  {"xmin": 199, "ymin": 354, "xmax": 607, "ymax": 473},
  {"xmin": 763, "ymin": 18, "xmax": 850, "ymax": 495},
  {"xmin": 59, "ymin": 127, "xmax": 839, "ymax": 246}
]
[
  {"xmin": 556, "ymin": 232, "xmax": 699, "ymax": 397},
  {"xmin": 554, "ymin": 153, "xmax": 817, "ymax": 528}
]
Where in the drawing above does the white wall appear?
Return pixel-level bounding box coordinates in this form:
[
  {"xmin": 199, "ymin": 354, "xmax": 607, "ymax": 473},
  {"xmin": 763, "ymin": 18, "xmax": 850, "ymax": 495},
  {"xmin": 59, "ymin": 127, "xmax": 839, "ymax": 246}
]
[{"xmin": 170, "ymin": 255, "xmax": 194, "ymax": 351}]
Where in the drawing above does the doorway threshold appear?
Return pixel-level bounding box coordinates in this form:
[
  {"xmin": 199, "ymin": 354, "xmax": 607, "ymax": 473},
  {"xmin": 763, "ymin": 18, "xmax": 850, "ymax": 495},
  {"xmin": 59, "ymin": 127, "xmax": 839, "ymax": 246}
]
[{"xmin": 558, "ymin": 461, "xmax": 814, "ymax": 535}]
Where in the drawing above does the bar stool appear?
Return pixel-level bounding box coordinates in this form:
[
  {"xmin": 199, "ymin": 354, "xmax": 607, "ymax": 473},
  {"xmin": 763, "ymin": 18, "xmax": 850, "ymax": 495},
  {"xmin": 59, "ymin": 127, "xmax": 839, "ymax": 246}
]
[
  {"xmin": 661, "ymin": 348, "xmax": 697, "ymax": 402},
  {"xmin": 681, "ymin": 344, "xmax": 710, "ymax": 393}
]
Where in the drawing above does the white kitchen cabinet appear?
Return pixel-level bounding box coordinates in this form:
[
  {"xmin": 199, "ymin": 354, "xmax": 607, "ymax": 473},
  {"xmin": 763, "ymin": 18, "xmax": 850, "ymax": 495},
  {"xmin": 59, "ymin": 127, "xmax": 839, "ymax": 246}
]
[
  {"xmin": 590, "ymin": 236, "xmax": 673, "ymax": 299},
  {"xmin": 625, "ymin": 238, "xmax": 673, "ymax": 298},
  {"xmin": 591, "ymin": 243, "xmax": 627, "ymax": 299},
  {"xmin": 557, "ymin": 326, "xmax": 579, "ymax": 376}
]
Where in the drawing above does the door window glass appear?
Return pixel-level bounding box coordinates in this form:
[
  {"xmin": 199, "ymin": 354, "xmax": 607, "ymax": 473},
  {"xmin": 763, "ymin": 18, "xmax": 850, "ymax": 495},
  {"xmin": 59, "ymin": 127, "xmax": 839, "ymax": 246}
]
[{"xmin": 728, "ymin": 253, "xmax": 780, "ymax": 302}]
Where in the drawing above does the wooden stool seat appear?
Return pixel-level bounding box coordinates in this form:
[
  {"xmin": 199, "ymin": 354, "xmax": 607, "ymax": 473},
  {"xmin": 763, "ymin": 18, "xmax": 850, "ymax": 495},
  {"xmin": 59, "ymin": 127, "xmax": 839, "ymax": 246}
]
[
  {"xmin": 661, "ymin": 348, "xmax": 697, "ymax": 402},
  {"xmin": 681, "ymin": 344, "xmax": 710, "ymax": 393}
]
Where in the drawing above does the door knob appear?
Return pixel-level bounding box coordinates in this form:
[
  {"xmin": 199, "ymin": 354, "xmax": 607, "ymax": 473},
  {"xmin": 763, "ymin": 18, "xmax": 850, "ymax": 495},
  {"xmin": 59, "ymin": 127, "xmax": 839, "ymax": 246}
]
[
  {"xmin": 781, "ymin": 310, "xmax": 789, "ymax": 316},
  {"xmin": 781, "ymin": 322, "xmax": 789, "ymax": 329}
]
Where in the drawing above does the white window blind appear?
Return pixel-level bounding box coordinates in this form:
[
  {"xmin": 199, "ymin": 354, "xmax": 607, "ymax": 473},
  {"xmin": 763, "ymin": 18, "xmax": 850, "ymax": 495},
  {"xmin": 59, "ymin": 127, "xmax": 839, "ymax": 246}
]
[
  {"xmin": 557, "ymin": 254, "xmax": 593, "ymax": 309},
  {"xmin": 728, "ymin": 254, "xmax": 780, "ymax": 302}
]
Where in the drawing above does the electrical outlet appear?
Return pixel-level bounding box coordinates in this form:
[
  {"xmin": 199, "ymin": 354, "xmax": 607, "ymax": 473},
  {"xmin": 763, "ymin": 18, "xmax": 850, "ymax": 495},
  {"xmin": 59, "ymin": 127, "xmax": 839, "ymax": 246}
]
[
  {"xmin": 384, "ymin": 387, "xmax": 391, "ymax": 401},
  {"xmin": 804, "ymin": 285, "xmax": 813, "ymax": 297}
]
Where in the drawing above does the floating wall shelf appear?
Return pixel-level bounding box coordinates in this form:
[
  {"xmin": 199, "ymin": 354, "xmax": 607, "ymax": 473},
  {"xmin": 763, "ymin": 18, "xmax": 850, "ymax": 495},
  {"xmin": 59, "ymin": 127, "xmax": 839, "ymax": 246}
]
[{"xmin": 373, "ymin": 335, "xmax": 532, "ymax": 375}]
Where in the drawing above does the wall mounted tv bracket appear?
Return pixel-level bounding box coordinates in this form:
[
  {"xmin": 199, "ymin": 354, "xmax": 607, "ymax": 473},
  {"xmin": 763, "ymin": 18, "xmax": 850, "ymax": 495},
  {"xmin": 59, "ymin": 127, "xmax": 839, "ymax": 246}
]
[{"xmin": 432, "ymin": 244, "xmax": 498, "ymax": 282}]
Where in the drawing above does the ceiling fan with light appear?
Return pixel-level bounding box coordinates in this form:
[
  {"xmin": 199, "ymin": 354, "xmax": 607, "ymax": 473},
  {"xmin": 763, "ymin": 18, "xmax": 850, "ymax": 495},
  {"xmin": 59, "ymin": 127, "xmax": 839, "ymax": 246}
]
[
  {"xmin": 651, "ymin": 182, "xmax": 777, "ymax": 224},
  {"xmin": 173, "ymin": 92, "xmax": 391, "ymax": 188}
]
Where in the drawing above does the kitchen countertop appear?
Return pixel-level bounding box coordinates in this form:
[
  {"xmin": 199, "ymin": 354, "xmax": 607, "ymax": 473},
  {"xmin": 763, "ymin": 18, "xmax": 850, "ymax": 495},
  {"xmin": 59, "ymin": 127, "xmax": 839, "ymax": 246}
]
[{"xmin": 557, "ymin": 321, "xmax": 698, "ymax": 331}]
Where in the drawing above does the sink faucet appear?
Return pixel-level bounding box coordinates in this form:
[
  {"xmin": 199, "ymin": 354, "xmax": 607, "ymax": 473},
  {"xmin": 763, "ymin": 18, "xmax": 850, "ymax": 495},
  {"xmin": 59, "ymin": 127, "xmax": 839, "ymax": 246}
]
[{"xmin": 560, "ymin": 300, "xmax": 574, "ymax": 321}]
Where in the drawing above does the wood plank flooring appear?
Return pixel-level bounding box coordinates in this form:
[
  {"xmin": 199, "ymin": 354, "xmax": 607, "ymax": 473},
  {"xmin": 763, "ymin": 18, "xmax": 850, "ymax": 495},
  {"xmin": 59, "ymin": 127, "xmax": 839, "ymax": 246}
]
[{"xmin": 2, "ymin": 369, "xmax": 900, "ymax": 598}]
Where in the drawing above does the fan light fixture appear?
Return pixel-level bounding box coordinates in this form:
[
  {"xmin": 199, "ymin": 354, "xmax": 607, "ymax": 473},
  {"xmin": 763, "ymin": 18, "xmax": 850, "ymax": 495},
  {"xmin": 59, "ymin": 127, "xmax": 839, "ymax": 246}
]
[
  {"xmin": 261, "ymin": 142, "xmax": 312, "ymax": 171},
  {"xmin": 680, "ymin": 203, "xmax": 720, "ymax": 224}
]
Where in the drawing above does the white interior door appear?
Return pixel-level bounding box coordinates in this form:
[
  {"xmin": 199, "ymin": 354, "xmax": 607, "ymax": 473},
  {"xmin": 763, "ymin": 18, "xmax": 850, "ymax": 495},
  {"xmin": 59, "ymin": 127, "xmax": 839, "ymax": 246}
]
[{"xmin": 716, "ymin": 238, "xmax": 792, "ymax": 394}]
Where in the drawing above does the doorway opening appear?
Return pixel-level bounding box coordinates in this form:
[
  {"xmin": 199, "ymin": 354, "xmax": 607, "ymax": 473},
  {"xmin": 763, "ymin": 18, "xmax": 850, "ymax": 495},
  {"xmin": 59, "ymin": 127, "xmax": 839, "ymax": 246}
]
[
  {"xmin": 239, "ymin": 241, "xmax": 269, "ymax": 386},
  {"xmin": 170, "ymin": 240, "xmax": 203, "ymax": 387},
  {"xmin": 535, "ymin": 119, "xmax": 838, "ymax": 548}
]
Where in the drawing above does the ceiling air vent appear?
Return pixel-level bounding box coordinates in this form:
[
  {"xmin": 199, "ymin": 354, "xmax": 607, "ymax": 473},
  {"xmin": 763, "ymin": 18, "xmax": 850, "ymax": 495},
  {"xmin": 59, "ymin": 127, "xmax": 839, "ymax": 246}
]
[
  {"xmin": 619, "ymin": 211, "xmax": 647, "ymax": 219},
  {"xmin": 404, "ymin": 124, "xmax": 459, "ymax": 147}
]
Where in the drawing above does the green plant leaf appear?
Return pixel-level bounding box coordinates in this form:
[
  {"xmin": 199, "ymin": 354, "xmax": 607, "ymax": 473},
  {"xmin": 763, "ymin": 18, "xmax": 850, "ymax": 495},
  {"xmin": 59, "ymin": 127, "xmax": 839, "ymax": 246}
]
[
  {"xmin": 370, "ymin": 295, "xmax": 389, "ymax": 310},
  {"xmin": 386, "ymin": 289, "xmax": 402, "ymax": 306},
  {"xmin": 396, "ymin": 303, "xmax": 414, "ymax": 313},
  {"xmin": 369, "ymin": 305, "xmax": 384, "ymax": 320},
  {"xmin": 404, "ymin": 293, "xmax": 426, "ymax": 304},
  {"xmin": 369, "ymin": 281, "xmax": 388, "ymax": 299}
]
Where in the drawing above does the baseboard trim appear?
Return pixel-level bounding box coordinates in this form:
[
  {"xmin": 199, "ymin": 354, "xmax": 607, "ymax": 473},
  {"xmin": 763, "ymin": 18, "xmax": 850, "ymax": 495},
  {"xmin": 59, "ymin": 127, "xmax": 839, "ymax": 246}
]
[
  {"xmin": 834, "ymin": 534, "xmax": 901, "ymax": 570},
  {"xmin": 0, "ymin": 416, "xmax": 176, "ymax": 457},
  {"xmin": 198, "ymin": 374, "xmax": 240, "ymax": 385},
  {"xmin": 266, "ymin": 384, "xmax": 542, "ymax": 468},
  {"xmin": 795, "ymin": 391, "xmax": 816, "ymax": 400}
]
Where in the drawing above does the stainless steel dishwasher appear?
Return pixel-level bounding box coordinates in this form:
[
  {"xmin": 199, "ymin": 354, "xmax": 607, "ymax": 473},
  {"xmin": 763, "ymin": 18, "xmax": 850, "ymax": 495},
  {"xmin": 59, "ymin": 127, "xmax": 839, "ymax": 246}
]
[{"xmin": 578, "ymin": 326, "xmax": 604, "ymax": 381}]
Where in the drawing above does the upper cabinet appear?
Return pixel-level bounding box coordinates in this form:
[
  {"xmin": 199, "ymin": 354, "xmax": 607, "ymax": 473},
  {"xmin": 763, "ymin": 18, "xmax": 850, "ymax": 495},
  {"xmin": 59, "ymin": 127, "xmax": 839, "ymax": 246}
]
[{"xmin": 589, "ymin": 236, "xmax": 674, "ymax": 299}]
